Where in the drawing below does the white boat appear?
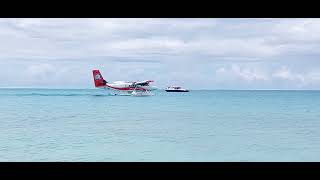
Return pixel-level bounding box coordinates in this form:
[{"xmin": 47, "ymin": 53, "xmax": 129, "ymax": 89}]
[{"xmin": 165, "ymin": 86, "xmax": 189, "ymax": 92}]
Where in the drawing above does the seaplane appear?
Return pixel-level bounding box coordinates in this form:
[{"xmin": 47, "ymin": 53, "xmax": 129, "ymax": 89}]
[{"xmin": 92, "ymin": 70, "xmax": 157, "ymax": 96}]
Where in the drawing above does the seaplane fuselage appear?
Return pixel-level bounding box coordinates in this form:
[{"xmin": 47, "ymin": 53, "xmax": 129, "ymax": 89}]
[
  {"xmin": 92, "ymin": 70, "xmax": 157, "ymax": 94},
  {"xmin": 101, "ymin": 81, "xmax": 157, "ymax": 92}
]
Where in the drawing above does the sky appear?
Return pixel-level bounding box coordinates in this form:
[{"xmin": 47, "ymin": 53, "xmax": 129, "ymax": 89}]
[{"xmin": 0, "ymin": 18, "xmax": 320, "ymax": 89}]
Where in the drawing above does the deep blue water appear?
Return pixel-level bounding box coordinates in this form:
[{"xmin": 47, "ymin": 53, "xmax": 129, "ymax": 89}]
[{"xmin": 1, "ymin": 88, "xmax": 320, "ymax": 161}]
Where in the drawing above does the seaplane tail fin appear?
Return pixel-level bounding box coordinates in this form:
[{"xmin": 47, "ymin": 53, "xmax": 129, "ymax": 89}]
[{"xmin": 92, "ymin": 70, "xmax": 107, "ymax": 87}]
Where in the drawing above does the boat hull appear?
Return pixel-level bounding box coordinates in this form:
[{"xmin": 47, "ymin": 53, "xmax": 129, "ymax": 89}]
[{"xmin": 165, "ymin": 90, "xmax": 189, "ymax": 92}]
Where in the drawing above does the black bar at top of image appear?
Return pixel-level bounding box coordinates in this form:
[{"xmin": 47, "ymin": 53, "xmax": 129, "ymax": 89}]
[{"xmin": 1, "ymin": 1, "xmax": 320, "ymax": 18}]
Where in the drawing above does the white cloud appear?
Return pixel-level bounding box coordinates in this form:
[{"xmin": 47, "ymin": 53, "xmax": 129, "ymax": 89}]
[
  {"xmin": 216, "ymin": 65, "xmax": 269, "ymax": 82},
  {"xmin": 213, "ymin": 65, "xmax": 320, "ymax": 89},
  {"xmin": 272, "ymin": 66, "xmax": 320, "ymax": 88},
  {"xmin": 0, "ymin": 18, "xmax": 320, "ymax": 89},
  {"xmin": 272, "ymin": 66, "xmax": 303, "ymax": 81},
  {"xmin": 1, "ymin": 18, "xmax": 319, "ymax": 60},
  {"xmin": 271, "ymin": 19, "xmax": 320, "ymax": 42}
]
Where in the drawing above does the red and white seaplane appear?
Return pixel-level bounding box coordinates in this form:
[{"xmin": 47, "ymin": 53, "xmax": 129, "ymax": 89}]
[{"xmin": 92, "ymin": 70, "xmax": 157, "ymax": 96}]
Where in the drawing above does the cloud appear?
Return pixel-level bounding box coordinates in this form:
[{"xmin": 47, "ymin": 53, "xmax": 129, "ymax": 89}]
[
  {"xmin": 213, "ymin": 65, "xmax": 320, "ymax": 89},
  {"xmin": 272, "ymin": 66, "xmax": 320, "ymax": 88},
  {"xmin": 1, "ymin": 18, "xmax": 319, "ymax": 60},
  {"xmin": 0, "ymin": 18, "xmax": 320, "ymax": 89},
  {"xmin": 216, "ymin": 65, "xmax": 269, "ymax": 82},
  {"xmin": 272, "ymin": 66, "xmax": 304, "ymax": 81}
]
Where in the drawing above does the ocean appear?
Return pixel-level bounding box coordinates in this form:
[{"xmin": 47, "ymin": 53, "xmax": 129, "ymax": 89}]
[{"xmin": 1, "ymin": 88, "xmax": 320, "ymax": 161}]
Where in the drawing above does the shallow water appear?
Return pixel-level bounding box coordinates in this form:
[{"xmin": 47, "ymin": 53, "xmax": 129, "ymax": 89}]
[{"xmin": 1, "ymin": 88, "xmax": 320, "ymax": 161}]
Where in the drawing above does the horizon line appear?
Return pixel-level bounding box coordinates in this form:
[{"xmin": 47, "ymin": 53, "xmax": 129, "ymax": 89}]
[{"xmin": 1, "ymin": 87, "xmax": 320, "ymax": 91}]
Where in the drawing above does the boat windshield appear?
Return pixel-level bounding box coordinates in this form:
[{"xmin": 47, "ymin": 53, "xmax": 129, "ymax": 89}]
[{"xmin": 168, "ymin": 86, "xmax": 182, "ymax": 89}]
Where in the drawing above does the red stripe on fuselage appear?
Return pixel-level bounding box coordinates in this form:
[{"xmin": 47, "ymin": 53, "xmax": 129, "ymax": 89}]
[{"xmin": 103, "ymin": 84, "xmax": 146, "ymax": 91}]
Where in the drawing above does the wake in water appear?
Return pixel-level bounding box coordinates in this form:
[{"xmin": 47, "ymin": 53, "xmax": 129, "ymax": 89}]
[
  {"xmin": 10, "ymin": 93, "xmax": 113, "ymax": 97},
  {"xmin": 0, "ymin": 89, "xmax": 157, "ymax": 97}
]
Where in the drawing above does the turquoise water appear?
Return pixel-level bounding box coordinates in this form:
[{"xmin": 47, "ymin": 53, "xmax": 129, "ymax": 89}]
[{"xmin": 1, "ymin": 88, "xmax": 320, "ymax": 161}]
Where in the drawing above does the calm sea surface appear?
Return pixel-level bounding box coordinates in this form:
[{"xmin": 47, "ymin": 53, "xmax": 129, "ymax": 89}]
[{"xmin": 1, "ymin": 88, "xmax": 320, "ymax": 161}]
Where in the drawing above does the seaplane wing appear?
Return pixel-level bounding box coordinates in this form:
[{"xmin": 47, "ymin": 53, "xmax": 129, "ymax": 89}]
[{"xmin": 134, "ymin": 80, "xmax": 154, "ymax": 86}]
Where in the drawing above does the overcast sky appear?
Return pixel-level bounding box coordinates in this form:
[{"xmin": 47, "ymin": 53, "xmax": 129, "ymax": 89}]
[{"xmin": 0, "ymin": 18, "xmax": 320, "ymax": 89}]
